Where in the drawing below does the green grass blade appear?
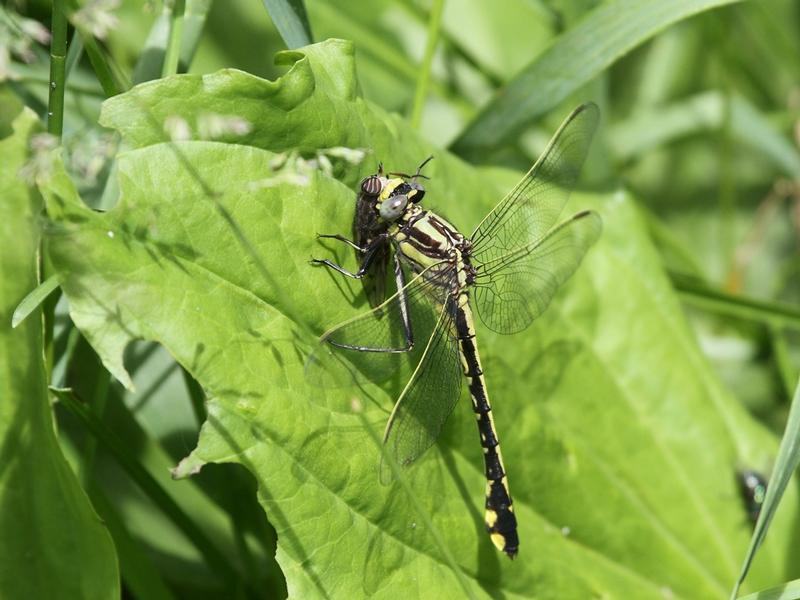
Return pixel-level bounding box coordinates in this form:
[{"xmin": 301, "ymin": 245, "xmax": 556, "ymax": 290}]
[
  {"xmin": 88, "ymin": 485, "xmax": 177, "ymax": 600},
  {"xmin": 450, "ymin": 0, "xmax": 744, "ymax": 155},
  {"xmin": 731, "ymin": 378, "xmax": 800, "ymax": 598},
  {"xmin": 736, "ymin": 578, "xmax": 800, "ymax": 600},
  {"xmin": 261, "ymin": 0, "xmax": 312, "ymax": 49},
  {"xmin": 78, "ymin": 27, "xmax": 123, "ymax": 96},
  {"xmin": 47, "ymin": 0, "xmax": 68, "ymax": 136},
  {"xmin": 12, "ymin": 275, "xmax": 60, "ymax": 329},
  {"xmin": 409, "ymin": 0, "xmax": 445, "ymax": 130},
  {"xmin": 161, "ymin": 0, "xmax": 186, "ymax": 77},
  {"xmin": 133, "ymin": 0, "xmax": 211, "ymax": 84},
  {"xmin": 769, "ymin": 326, "xmax": 796, "ymax": 402},
  {"xmin": 670, "ymin": 272, "xmax": 800, "ymax": 329},
  {"xmin": 64, "ymin": 28, "xmax": 83, "ymax": 76}
]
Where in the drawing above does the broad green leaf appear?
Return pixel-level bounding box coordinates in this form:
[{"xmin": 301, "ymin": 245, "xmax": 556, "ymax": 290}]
[
  {"xmin": 450, "ymin": 0, "xmax": 746, "ymax": 156},
  {"xmin": 0, "ymin": 107, "xmax": 119, "ymax": 598},
  {"xmin": 46, "ymin": 40, "xmax": 798, "ymax": 597}
]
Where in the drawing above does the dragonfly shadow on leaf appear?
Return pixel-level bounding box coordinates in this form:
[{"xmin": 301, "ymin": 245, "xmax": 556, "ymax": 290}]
[
  {"xmin": 519, "ymin": 338, "xmax": 584, "ymax": 403},
  {"xmin": 438, "ymin": 445, "xmax": 504, "ymax": 585},
  {"xmin": 115, "ymin": 220, "xmax": 201, "ymax": 277},
  {"xmin": 304, "ymin": 334, "xmax": 410, "ymax": 416}
]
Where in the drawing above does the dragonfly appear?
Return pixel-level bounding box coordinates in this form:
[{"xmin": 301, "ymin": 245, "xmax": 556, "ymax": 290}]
[{"xmin": 308, "ymin": 103, "xmax": 601, "ymax": 558}]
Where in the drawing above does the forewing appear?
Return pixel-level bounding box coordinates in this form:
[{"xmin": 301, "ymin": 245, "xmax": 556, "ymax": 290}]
[
  {"xmin": 470, "ymin": 103, "xmax": 599, "ymax": 263},
  {"xmin": 305, "ymin": 263, "xmax": 450, "ymax": 391},
  {"xmin": 380, "ymin": 297, "xmax": 463, "ymax": 483},
  {"xmin": 474, "ymin": 210, "xmax": 602, "ymax": 334}
]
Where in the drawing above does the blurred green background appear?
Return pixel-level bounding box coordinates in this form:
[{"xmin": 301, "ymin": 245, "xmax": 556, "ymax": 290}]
[{"xmin": 2, "ymin": 0, "xmax": 800, "ymax": 598}]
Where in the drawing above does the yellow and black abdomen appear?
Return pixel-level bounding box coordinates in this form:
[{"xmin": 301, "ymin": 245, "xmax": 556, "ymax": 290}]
[
  {"xmin": 394, "ymin": 207, "xmax": 519, "ymax": 556},
  {"xmin": 453, "ymin": 292, "xmax": 519, "ymax": 558}
]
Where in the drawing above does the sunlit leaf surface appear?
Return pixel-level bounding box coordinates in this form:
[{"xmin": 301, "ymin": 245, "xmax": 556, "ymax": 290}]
[
  {"xmin": 44, "ymin": 40, "xmax": 798, "ymax": 598},
  {"xmin": 0, "ymin": 106, "xmax": 119, "ymax": 599}
]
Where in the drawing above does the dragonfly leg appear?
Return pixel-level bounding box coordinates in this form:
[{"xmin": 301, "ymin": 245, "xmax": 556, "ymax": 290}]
[
  {"xmin": 316, "ymin": 233, "xmax": 364, "ymax": 252},
  {"xmin": 392, "ymin": 251, "xmax": 413, "ymax": 349},
  {"xmin": 311, "ymin": 234, "xmax": 389, "ymax": 279},
  {"xmin": 310, "ymin": 258, "xmax": 364, "ymax": 278},
  {"xmin": 325, "ymin": 253, "xmax": 415, "ymax": 354}
]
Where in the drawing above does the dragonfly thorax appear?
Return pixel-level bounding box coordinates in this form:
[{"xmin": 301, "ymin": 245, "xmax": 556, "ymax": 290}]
[{"xmin": 391, "ymin": 205, "xmax": 472, "ymax": 293}]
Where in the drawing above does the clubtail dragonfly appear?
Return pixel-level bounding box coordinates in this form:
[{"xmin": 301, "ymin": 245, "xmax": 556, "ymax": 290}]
[{"xmin": 308, "ymin": 103, "xmax": 601, "ymax": 558}]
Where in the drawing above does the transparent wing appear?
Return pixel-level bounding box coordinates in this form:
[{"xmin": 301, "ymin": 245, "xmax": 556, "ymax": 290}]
[
  {"xmin": 305, "ymin": 262, "xmax": 453, "ymax": 390},
  {"xmin": 473, "ymin": 210, "xmax": 602, "ymax": 334},
  {"xmin": 470, "ymin": 103, "xmax": 599, "ymax": 263},
  {"xmin": 380, "ymin": 296, "xmax": 463, "ymax": 483}
]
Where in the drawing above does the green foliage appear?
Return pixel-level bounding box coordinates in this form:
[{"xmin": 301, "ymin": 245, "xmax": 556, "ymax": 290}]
[
  {"xmin": 451, "ymin": 0, "xmax": 746, "ymax": 156},
  {"xmin": 0, "ymin": 102, "xmax": 119, "ymax": 599},
  {"xmin": 38, "ymin": 40, "xmax": 798, "ymax": 597},
  {"xmin": 3, "ymin": 1, "xmax": 800, "ymax": 598}
]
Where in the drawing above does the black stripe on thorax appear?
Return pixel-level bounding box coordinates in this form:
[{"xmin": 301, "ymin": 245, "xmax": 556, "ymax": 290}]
[
  {"xmin": 427, "ymin": 213, "xmax": 462, "ymax": 244},
  {"xmin": 407, "ymin": 226, "xmax": 438, "ymax": 248},
  {"xmin": 402, "ymin": 211, "xmax": 461, "ymax": 250}
]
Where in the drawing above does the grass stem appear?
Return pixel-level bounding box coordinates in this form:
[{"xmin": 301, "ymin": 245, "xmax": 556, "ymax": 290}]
[{"xmin": 409, "ymin": 0, "xmax": 445, "ymax": 130}]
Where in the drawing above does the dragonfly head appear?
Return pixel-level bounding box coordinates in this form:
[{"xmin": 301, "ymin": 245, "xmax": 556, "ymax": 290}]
[
  {"xmin": 377, "ymin": 177, "xmax": 429, "ymax": 221},
  {"xmin": 367, "ymin": 157, "xmax": 433, "ymax": 222},
  {"xmin": 382, "ymin": 156, "xmax": 433, "ymax": 205}
]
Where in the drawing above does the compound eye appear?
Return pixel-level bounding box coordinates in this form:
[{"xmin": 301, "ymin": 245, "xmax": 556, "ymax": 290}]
[
  {"xmin": 361, "ymin": 175, "xmax": 382, "ymax": 196},
  {"xmin": 379, "ymin": 194, "xmax": 408, "ymax": 221},
  {"xmin": 409, "ymin": 181, "xmax": 425, "ymax": 202}
]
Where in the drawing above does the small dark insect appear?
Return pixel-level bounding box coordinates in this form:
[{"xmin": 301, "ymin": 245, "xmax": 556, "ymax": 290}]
[{"xmin": 738, "ymin": 470, "xmax": 767, "ymax": 526}]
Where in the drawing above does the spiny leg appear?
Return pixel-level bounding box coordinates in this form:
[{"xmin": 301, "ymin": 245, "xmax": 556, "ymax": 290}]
[
  {"xmin": 311, "ymin": 233, "xmax": 389, "ymax": 279},
  {"xmin": 316, "ymin": 233, "xmax": 365, "ymax": 252}
]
